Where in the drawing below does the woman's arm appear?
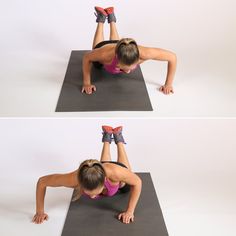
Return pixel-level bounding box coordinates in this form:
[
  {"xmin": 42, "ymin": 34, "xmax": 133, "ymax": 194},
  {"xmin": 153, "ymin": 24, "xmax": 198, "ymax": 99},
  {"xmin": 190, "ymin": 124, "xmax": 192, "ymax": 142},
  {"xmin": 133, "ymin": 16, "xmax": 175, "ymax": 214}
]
[
  {"xmin": 32, "ymin": 171, "xmax": 77, "ymax": 224},
  {"xmin": 139, "ymin": 46, "xmax": 177, "ymax": 94},
  {"xmin": 82, "ymin": 52, "xmax": 95, "ymax": 94},
  {"xmin": 109, "ymin": 166, "xmax": 142, "ymax": 224},
  {"xmin": 82, "ymin": 47, "xmax": 112, "ymax": 94}
]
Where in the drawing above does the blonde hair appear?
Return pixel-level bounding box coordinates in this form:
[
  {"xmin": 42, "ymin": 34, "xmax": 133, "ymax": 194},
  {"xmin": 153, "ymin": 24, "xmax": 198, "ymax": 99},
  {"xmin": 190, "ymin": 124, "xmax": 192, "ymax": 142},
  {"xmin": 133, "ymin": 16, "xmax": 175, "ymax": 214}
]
[
  {"xmin": 115, "ymin": 38, "xmax": 139, "ymax": 65},
  {"xmin": 72, "ymin": 159, "xmax": 105, "ymax": 202}
]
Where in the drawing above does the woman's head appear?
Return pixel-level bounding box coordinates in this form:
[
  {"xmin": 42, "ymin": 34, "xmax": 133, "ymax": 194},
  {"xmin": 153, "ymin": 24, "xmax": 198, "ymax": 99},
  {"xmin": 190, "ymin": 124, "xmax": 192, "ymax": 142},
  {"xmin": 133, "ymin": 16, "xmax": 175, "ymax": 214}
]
[
  {"xmin": 78, "ymin": 159, "xmax": 105, "ymax": 198},
  {"xmin": 115, "ymin": 38, "xmax": 139, "ymax": 73}
]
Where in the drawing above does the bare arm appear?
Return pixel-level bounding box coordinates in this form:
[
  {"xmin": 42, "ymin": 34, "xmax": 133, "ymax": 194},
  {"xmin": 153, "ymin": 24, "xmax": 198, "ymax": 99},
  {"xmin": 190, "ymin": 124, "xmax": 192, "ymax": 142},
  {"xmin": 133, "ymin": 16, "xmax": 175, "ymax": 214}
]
[
  {"xmin": 82, "ymin": 47, "xmax": 113, "ymax": 94},
  {"xmin": 139, "ymin": 46, "xmax": 177, "ymax": 94},
  {"xmin": 33, "ymin": 171, "xmax": 77, "ymax": 224},
  {"xmin": 109, "ymin": 166, "xmax": 142, "ymax": 224}
]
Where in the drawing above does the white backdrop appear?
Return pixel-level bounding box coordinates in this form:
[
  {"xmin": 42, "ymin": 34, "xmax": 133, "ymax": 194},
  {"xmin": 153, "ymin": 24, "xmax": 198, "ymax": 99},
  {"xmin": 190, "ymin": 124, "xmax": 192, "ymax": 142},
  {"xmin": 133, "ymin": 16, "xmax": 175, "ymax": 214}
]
[
  {"xmin": 0, "ymin": 0, "xmax": 236, "ymax": 116},
  {"xmin": 0, "ymin": 118, "xmax": 236, "ymax": 235}
]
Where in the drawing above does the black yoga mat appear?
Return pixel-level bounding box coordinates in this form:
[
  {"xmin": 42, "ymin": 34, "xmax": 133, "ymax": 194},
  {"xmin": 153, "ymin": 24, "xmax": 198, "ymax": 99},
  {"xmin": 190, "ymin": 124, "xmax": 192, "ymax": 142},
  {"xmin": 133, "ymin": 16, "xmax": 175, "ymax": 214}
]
[
  {"xmin": 61, "ymin": 173, "xmax": 168, "ymax": 236},
  {"xmin": 56, "ymin": 51, "xmax": 153, "ymax": 112}
]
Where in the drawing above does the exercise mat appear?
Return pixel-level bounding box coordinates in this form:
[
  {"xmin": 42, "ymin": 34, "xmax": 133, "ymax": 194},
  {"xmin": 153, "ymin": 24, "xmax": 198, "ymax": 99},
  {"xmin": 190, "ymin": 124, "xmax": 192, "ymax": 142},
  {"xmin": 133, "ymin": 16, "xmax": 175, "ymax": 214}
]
[
  {"xmin": 56, "ymin": 51, "xmax": 153, "ymax": 112},
  {"xmin": 61, "ymin": 173, "xmax": 168, "ymax": 236}
]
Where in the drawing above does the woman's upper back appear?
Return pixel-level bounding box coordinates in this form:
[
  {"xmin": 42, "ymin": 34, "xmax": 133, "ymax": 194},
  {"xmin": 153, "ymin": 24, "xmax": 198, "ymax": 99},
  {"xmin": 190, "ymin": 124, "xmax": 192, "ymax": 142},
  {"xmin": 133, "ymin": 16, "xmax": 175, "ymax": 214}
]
[{"xmin": 69, "ymin": 162, "xmax": 121, "ymax": 188}]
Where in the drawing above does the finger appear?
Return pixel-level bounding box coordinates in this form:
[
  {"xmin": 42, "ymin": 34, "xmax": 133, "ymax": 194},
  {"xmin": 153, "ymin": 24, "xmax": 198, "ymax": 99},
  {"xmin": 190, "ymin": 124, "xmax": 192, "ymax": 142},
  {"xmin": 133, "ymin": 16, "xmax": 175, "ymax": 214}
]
[
  {"xmin": 118, "ymin": 214, "xmax": 122, "ymax": 220},
  {"xmin": 40, "ymin": 218, "xmax": 44, "ymax": 223},
  {"xmin": 92, "ymin": 86, "xmax": 96, "ymax": 92},
  {"xmin": 81, "ymin": 87, "xmax": 85, "ymax": 93},
  {"xmin": 127, "ymin": 216, "xmax": 131, "ymax": 224},
  {"xmin": 32, "ymin": 216, "xmax": 37, "ymax": 223},
  {"xmin": 86, "ymin": 89, "xmax": 91, "ymax": 94},
  {"xmin": 122, "ymin": 215, "xmax": 126, "ymax": 223},
  {"xmin": 45, "ymin": 215, "xmax": 49, "ymax": 221},
  {"xmin": 122, "ymin": 217, "xmax": 126, "ymax": 223},
  {"xmin": 159, "ymin": 86, "xmax": 163, "ymax": 91},
  {"xmin": 123, "ymin": 215, "xmax": 128, "ymax": 224},
  {"xmin": 131, "ymin": 216, "xmax": 134, "ymax": 222}
]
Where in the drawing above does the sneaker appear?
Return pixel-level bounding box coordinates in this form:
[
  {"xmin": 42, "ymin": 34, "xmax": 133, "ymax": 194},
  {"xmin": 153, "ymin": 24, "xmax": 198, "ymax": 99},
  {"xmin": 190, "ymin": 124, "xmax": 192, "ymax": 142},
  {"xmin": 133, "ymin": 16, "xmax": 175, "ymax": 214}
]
[
  {"xmin": 104, "ymin": 7, "xmax": 114, "ymax": 15},
  {"xmin": 104, "ymin": 6, "xmax": 116, "ymax": 23},
  {"xmin": 94, "ymin": 6, "xmax": 108, "ymax": 23},
  {"xmin": 102, "ymin": 125, "xmax": 113, "ymax": 143},
  {"xmin": 113, "ymin": 126, "xmax": 126, "ymax": 144}
]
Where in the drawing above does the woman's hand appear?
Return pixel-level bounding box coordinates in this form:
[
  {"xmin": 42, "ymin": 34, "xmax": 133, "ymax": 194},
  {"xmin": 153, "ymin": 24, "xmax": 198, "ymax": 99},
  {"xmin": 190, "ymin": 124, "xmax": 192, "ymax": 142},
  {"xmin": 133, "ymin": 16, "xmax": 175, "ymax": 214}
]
[
  {"xmin": 159, "ymin": 84, "xmax": 174, "ymax": 95},
  {"xmin": 81, "ymin": 84, "xmax": 96, "ymax": 94},
  {"xmin": 118, "ymin": 211, "xmax": 134, "ymax": 224},
  {"xmin": 32, "ymin": 212, "xmax": 49, "ymax": 224}
]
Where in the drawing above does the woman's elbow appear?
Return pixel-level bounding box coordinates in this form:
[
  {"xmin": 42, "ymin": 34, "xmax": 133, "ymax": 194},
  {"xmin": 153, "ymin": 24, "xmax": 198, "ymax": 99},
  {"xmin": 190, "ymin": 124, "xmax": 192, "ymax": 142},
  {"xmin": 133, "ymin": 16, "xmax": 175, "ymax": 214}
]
[
  {"xmin": 170, "ymin": 52, "xmax": 177, "ymax": 64},
  {"xmin": 37, "ymin": 176, "xmax": 47, "ymax": 188},
  {"xmin": 136, "ymin": 176, "xmax": 142, "ymax": 189},
  {"xmin": 82, "ymin": 54, "xmax": 89, "ymax": 63}
]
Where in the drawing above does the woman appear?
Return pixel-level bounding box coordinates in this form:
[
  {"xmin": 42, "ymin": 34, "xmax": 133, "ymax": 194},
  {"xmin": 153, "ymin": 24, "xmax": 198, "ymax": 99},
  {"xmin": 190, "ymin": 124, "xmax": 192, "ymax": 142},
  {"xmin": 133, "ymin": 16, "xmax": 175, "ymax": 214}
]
[
  {"xmin": 32, "ymin": 126, "xmax": 142, "ymax": 224},
  {"xmin": 82, "ymin": 6, "xmax": 177, "ymax": 95}
]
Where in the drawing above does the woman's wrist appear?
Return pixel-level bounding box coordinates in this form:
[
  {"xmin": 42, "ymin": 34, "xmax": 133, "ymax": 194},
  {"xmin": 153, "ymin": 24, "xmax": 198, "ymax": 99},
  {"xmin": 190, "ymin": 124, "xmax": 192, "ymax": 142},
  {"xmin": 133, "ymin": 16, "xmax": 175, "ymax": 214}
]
[
  {"xmin": 165, "ymin": 81, "xmax": 173, "ymax": 87},
  {"xmin": 36, "ymin": 207, "xmax": 44, "ymax": 213},
  {"xmin": 126, "ymin": 208, "xmax": 134, "ymax": 214},
  {"xmin": 83, "ymin": 79, "xmax": 91, "ymax": 86}
]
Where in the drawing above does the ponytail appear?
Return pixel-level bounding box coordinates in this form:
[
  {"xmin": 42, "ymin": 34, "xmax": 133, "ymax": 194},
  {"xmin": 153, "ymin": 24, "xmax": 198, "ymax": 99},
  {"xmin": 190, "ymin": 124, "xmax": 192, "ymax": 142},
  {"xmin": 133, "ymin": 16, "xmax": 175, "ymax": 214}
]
[
  {"xmin": 72, "ymin": 159, "xmax": 105, "ymax": 201},
  {"xmin": 115, "ymin": 38, "xmax": 139, "ymax": 65}
]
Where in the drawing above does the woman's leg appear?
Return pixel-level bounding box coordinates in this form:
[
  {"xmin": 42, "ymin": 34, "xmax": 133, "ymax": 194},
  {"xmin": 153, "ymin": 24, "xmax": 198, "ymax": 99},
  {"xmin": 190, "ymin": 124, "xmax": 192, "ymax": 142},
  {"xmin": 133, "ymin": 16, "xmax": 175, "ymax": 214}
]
[
  {"xmin": 104, "ymin": 7, "xmax": 119, "ymax": 40},
  {"xmin": 100, "ymin": 142, "xmax": 112, "ymax": 162},
  {"xmin": 109, "ymin": 22, "xmax": 120, "ymax": 40},
  {"xmin": 100, "ymin": 126, "xmax": 113, "ymax": 162},
  {"xmin": 92, "ymin": 23, "xmax": 105, "ymax": 49},
  {"xmin": 116, "ymin": 142, "xmax": 132, "ymax": 171}
]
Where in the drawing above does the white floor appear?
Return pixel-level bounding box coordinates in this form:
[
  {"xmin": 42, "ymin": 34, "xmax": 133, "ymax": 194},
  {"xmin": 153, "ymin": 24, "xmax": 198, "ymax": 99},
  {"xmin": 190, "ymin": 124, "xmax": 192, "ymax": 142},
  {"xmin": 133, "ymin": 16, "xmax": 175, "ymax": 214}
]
[
  {"xmin": 0, "ymin": 119, "xmax": 236, "ymax": 236},
  {"xmin": 1, "ymin": 0, "xmax": 236, "ymax": 117}
]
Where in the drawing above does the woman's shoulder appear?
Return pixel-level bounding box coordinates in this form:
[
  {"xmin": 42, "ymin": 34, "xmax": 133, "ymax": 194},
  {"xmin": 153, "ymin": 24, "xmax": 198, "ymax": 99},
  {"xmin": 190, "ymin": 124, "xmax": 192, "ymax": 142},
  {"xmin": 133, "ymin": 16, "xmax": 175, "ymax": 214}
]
[
  {"xmin": 92, "ymin": 45, "xmax": 115, "ymax": 62},
  {"xmin": 102, "ymin": 162, "xmax": 128, "ymax": 181},
  {"xmin": 102, "ymin": 163, "xmax": 121, "ymax": 184},
  {"xmin": 138, "ymin": 45, "xmax": 151, "ymax": 61},
  {"xmin": 66, "ymin": 170, "xmax": 80, "ymax": 188}
]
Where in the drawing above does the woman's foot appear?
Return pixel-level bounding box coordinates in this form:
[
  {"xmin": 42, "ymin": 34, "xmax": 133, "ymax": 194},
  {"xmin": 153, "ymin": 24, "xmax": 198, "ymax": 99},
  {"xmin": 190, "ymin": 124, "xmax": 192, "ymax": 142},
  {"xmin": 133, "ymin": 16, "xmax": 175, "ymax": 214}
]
[
  {"xmin": 94, "ymin": 6, "xmax": 108, "ymax": 23},
  {"xmin": 113, "ymin": 126, "xmax": 126, "ymax": 144},
  {"xmin": 102, "ymin": 126, "xmax": 126, "ymax": 144},
  {"xmin": 104, "ymin": 7, "xmax": 116, "ymax": 23},
  {"xmin": 102, "ymin": 125, "xmax": 113, "ymax": 143}
]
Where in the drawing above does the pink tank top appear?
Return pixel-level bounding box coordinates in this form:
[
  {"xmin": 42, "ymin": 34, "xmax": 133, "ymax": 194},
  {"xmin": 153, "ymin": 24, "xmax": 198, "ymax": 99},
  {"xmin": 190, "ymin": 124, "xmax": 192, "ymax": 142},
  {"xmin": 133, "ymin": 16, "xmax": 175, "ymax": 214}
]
[
  {"xmin": 83, "ymin": 178, "xmax": 121, "ymax": 200},
  {"xmin": 104, "ymin": 178, "xmax": 120, "ymax": 196},
  {"xmin": 103, "ymin": 56, "xmax": 137, "ymax": 74}
]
